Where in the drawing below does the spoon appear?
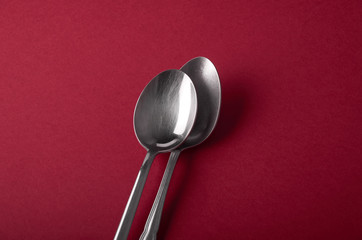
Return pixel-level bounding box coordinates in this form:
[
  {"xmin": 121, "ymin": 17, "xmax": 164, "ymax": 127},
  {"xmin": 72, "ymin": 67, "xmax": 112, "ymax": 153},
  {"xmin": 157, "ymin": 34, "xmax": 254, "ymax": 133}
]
[
  {"xmin": 114, "ymin": 69, "xmax": 198, "ymax": 240},
  {"xmin": 140, "ymin": 57, "xmax": 221, "ymax": 240}
]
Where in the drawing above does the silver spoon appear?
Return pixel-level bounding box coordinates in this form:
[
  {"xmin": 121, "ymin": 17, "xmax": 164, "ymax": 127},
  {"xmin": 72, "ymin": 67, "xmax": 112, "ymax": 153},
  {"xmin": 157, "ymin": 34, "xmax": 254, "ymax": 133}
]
[
  {"xmin": 114, "ymin": 69, "xmax": 198, "ymax": 240},
  {"xmin": 140, "ymin": 57, "xmax": 221, "ymax": 240}
]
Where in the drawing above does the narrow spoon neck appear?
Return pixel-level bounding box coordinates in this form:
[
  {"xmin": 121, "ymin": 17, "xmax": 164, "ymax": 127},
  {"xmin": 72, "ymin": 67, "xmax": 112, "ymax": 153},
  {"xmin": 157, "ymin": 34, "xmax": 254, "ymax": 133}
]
[{"xmin": 145, "ymin": 150, "xmax": 158, "ymax": 160}]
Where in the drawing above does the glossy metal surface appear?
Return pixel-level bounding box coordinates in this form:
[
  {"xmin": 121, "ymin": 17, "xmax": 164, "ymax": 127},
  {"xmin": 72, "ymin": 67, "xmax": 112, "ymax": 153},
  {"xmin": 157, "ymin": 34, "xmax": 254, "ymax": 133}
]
[
  {"xmin": 114, "ymin": 69, "xmax": 197, "ymax": 240},
  {"xmin": 179, "ymin": 57, "xmax": 221, "ymax": 150},
  {"xmin": 134, "ymin": 69, "xmax": 198, "ymax": 152},
  {"xmin": 140, "ymin": 57, "xmax": 221, "ymax": 240}
]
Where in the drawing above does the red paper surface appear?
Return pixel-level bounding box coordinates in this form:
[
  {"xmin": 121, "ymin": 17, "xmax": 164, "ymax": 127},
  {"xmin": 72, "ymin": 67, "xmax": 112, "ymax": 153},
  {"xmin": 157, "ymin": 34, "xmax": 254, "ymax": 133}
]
[{"xmin": 1, "ymin": 1, "xmax": 361, "ymax": 239}]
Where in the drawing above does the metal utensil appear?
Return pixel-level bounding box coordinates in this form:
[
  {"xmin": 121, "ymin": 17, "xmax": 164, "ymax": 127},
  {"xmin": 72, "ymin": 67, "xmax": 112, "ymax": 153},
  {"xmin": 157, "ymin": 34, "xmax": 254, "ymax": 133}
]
[
  {"xmin": 114, "ymin": 69, "xmax": 198, "ymax": 240},
  {"xmin": 140, "ymin": 57, "xmax": 221, "ymax": 240}
]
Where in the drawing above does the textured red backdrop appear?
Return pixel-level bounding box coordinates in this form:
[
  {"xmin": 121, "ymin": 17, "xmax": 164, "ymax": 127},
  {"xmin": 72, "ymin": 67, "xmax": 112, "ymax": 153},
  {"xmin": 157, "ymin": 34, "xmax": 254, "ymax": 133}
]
[{"xmin": 1, "ymin": 1, "xmax": 362, "ymax": 239}]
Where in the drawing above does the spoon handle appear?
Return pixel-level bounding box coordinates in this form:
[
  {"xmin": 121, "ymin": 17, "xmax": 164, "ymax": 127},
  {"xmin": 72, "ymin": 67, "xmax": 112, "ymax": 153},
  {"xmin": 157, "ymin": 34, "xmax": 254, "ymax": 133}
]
[
  {"xmin": 140, "ymin": 150, "xmax": 181, "ymax": 240},
  {"xmin": 114, "ymin": 151, "xmax": 157, "ymax": 240}
]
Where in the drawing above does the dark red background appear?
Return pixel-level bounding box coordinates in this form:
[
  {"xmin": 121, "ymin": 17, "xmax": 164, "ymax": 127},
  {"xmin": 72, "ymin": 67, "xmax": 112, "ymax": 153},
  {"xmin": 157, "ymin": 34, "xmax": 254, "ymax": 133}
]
[{"xmin": 1, "ymin": 0, "xmax": 361, "ymax": 239}]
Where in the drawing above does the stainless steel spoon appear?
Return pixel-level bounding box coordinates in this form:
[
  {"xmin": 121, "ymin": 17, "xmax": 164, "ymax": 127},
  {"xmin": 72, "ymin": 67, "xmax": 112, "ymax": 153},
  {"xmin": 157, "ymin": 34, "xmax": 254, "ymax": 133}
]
[
  {"xmin": 140, "ymin": 57, "xmax": 221, "ymax": 240},
  {"xmin": 114, "ymin": 69, "xmax": 198, "ymax": 240}
]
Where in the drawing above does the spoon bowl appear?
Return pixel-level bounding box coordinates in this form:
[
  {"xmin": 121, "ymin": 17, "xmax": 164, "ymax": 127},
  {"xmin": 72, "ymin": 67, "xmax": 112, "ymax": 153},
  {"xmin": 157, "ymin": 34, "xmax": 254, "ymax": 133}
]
[
  {"xmin": 134, "ymin": 70, "xmax": 198, "ymax": 152},
  {"xmin": 179, "ymin": 57, "xmax": 221, "ymax": 149}
]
